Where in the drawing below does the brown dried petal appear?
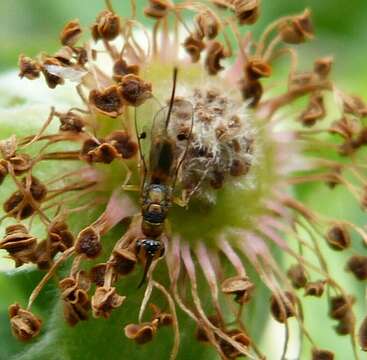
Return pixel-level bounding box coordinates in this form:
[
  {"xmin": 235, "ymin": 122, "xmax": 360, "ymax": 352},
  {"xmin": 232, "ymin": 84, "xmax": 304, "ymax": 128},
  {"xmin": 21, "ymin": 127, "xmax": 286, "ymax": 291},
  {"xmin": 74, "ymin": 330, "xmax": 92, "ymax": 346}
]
[
  {"xmin": 246, "ymin": 58, "xmax": 272, "ymax": 80},
  {"xmin": 183, "ymin": 35, "xmax": 206, "ymax": 63},
  {"xmin": 57, "ymin": 111, "xmax": 85, "ymax": 132},
  {"xmin": 278, "ymin": 9, "xmax": 314, "ymax": 44},
  {"xmin": 113, "ymin": 58, "xmax": 139, "ymax": 78},
  {"xmin": 92, "ymin": 287, "xmax": 125, "ymax": 318},
  {"xmin": 233, "ymin": 0, "xmax": 260, "ymax": 25},
  {"xmin": 312, "ymin": 348, "xmax": 335, "ymax": 360},
  {"xmin": 299, "ymin": 94, "xmax": 325, "ymax": 127},
  {"xmin": 287, "ymin": 264, "xmax": 308, "ymax": 289},
  {"xmin": 89, "ymin": 85, "xmax": 124, "ymax": 118},
  {"xmin": 107, "ymin": 131, "xmax": 138, "ymax": 159},
  {"xmin": 75, "ymin": 227, "xmax": 101, "ymax": 258},
  {"xmin": 124, "ymin": 322, "xmax": 158, "ymax": 344},
  {"xmin": 89, "ymin": 263, "xmax": 107, "ymax": 286},
  {"xmin": 60, "ymin": 19, "xmax": 82, "ymax": 47},
  {"xmin": 314, "ymin": 57, "xmax": 333, "ymax": 79},
  {"xmin": 240, "ymin": 78, "xmax": 263, "ymax": 107},
  {"xmin": 270, "ymin": 291, "xmax": 296, "ymax": 323},
  {"xmin": 9, "ymin": 304, "xmax": 42, "ymax": 341},
  {"xmin": 326, "ymin": 225, "xmax": 351, "ymax": 251},
  {"xmin": 118, "ymin": 74, "xmax": 152, "ymax": 106},
  {"xmin": 33, "ymin": 239, "xmax": 54, "ymax": 270},
  {"xmin": 9, "ymin": 154, "xmax": 32, "ymax": 175},
  {"xmin": 63, "ymin": 300, "xmax": 89, "ymax": 326},
  {"xmin": 49, "ymin": 221, "xmax": 74, "ymax": 252},
  {"xmin": 346, "ymin": 255, "xmax": 367, "ymax": 280},
  {"xmin": 342, "ymin": 94, "xmax": 367, "ymax": 117},
  {"xmin": 144, "ymin": 0, "xmax": 172, "ymax": 19},
  {"xmin": 96, "ymin": 10, "xmax": 121, "ymax": 41},
  {"xmin": 304, "ymin": 280, "xmax": 325, "ymax": 297},
  {"xmin": 221, "ymin": 275, "xmax": 254, "ymax": 304},
  {"xmin": 205, "ymin": 41, "xmax": 226, "ymax": 75},
  {"xmin": 3, "ymin": 192, "xmax": 34, "ymax": 220},
  {"xmin": 91, "ymin": 143, "xmax": 119, "ymax": 164},
  {"xmin": 358, "ymin": 315, "xmax": 367, "ymax": 351},
  {"xmin": 18, "ymin": 55, "xmax": 41, "ymax": 80},
  {"xmin": 220, "ymin": 329, "xmax": 251, "ymax": 359},
  {"xmin": 196, "ymin": 11, "xmax": 220, "ymax": 39},
  {"xmin": 112, "ymin": 248, "xmax": 137, "ymax": 275},
  {"xmin": 54, "ymin": 46, "xmax": 74, "ymax": 65}
]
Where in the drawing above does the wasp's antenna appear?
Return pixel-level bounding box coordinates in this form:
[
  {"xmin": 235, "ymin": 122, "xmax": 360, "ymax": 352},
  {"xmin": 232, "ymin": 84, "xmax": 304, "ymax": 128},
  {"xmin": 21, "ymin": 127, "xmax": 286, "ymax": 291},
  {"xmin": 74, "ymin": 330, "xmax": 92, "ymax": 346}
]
[
  {"xmin": 165, "ymin": 67, "xmax": 179, "ymax": 129},
  {"xmin": 137, "ymin": 255, "xmax": 154, "ymax": 289}
]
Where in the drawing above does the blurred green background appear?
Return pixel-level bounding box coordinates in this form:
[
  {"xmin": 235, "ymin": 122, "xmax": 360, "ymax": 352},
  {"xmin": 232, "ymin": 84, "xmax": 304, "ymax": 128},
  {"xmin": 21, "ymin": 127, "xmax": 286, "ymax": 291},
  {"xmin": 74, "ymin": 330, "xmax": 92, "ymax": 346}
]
[{"xmin": 0, "ymin": 1, "xmax": 367, "ymax": 359}]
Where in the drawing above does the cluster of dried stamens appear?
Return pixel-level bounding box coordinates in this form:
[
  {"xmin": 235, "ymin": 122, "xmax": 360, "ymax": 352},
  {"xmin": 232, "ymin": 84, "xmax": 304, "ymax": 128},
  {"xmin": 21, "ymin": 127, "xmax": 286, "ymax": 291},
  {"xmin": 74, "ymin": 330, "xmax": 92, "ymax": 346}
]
[{"xmin": 2, "ymin": 0, "xmax": 367, "ymax": 359}]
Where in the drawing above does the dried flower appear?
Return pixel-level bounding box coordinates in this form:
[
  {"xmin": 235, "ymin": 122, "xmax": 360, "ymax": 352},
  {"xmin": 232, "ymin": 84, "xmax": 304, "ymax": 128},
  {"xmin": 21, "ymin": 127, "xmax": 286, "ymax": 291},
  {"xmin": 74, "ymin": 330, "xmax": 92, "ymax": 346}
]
[
  {"xmin": 9, "ymin": 304, "xmax": 42, "ymax": 341},
  {"xmin": 91, "ymin": 287, "xmax": 125, "ymax": 318},
  {"xmin": 89, "ymin": 85, "xmax": 124, "ymax": 117},
  {"xmin": 18, "ymin": 55, "xmax": 41, "ymax": 80},
  {"xmin": 60, "ymin": 19, "xmax": 82, "ymax": 47},
  {"xmin": 92, "ymin": 10, "xmax": 121, "ymax": 41}
]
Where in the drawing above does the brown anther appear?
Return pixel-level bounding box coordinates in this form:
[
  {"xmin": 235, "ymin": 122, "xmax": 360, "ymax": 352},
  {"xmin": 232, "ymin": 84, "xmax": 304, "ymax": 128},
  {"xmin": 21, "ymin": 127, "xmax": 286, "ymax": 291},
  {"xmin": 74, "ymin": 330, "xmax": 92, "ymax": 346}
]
[
  {"xmin": 106, "ymin": 131, "xmax": 138, "ymax": 159},
  {"xmin": 230, "ymin": 158, "xmax": 251, "ymax": 177},
  {"xmin": 358, "ymin": 315, "xmax": 367, "ymax": 351},
  {"xmin": 89, "ymin": 85, "xmax": 124, "ymax": 118},
  {"xmin": 345, "ymin": 255, "xmax": 367, "ymax": 280},
  {"xmin": 287, "ymin": 264, "xmax": 308, "ymax": 289},
  {"xmin": 53, "ymin": 46, "xmax": 74, "ymax": 65},
  {"xmin": 0, "ymin": 224, "xmax": 37, "ymax": 267},
  {"xmin": 311, "ymin": 348, "xmax": 335, "ymax": 360},
  {"xmin": 205, "ymin": 41, "xmax": 226, "ymax": 75},
  {"xmin": 335, "ymin": 311, "xmax": 355, "ymax": 335},
  {"xmin": 221, "ymin": 275, "xmax": 254, "ymax": 304},
  {"xmin": 25, "ymin": 176, "xmax": 47, "ymax": 202},
  {"xmin": 117, "ymin": 74, "xmax": 152, "ymax": 107},
  {"xmin": 304, "ymin": 280, "xmax": 325, "ymax": 297},
  {"xmin": 270, "ymin": 291, "xmax": 296, "ymax": 323},
  {"xmin": 299, "ymin": 93, "xmax": 326, "ymax": 127},
  {"xmin": 326, "ymin": 225, "xmax": 351, "ymax": 251},
  {"xmin": 342, "ymin": 94, "xmax": 367, "ymax": 118},
  {"xmin": 219, "ymin": 329, "xmax": 251, "ymax": 359},
  {"xmin": 246, "ymin": 58, "xmax": 272, "ymax": 80},
  {"xmin": 91, "ymin": 287, "xmax": 125, "ymax": 318},
  {"xmin": 32, "ymin": 239, "xmax": 54, "ymax": 270},
  {"xmin": 183, "ymin": 34, "xmax": 206, "ymax": 63},
  {"xmin": 57, "ymin": 111, "xmax": 85, "ymax": 132},
  {"xmin": 8, "ymin": 304, "xmax": 42, "ymax": 342},
  {"xmin": 113, "ymin": 59, "xmax": 140, "ymax": 80},
  {"xmin": 196, "ymin": 11, "xmax": 220, "ymax": 39},
  {"xmin": 314, "ymin": 57, "xmax": 333, "ymax": 80},
  {"xmin": 233, "ymin": 0, "xmax": 260, "ymax": 25},
  {"xmin": 75, "ymin": 226, "xmax": 101, "ymax": 258},
  {"xmin": 59, "ymin": 271, "xmax": 91, "ymax": 326},
  {"xmin": 240, "ymin": 78, "xmax": 263, "ymax": 107},
  {"xmin": 111, "ymin": 248, "xmax": 137, "ymax": 275},
  {"xmin": 93, "ymin": 143, "xmax": 119, "ymax": 164},
  {"xmin": 124, "ymin": 321, "xmax": 158, "ymax": 344},
  {"xmin": 329, "ymin": 295, "xmax": 354, "ymax": 320},
  {"xmin": 18, "ymin": 55, "xmax": 41, "ymax": 80},
  {"xmin": 60, "ymin": 19, "xmax": 82, "ymax": 47},
  {"xmin": 278, "ymin": 9, "xmax": 314, "ymax": 44},
  {"xmin": 92, "ymin": 10, "xmax": 121, "ymax": 41},
  {"xmin": 149, "ymin": 304, "xmax": 173, "ymax": 327},
  {"xmin": 41, "ymin": 57, "xmax": 65, "ymax": 89},
  {"xmin": 48, "ymin": 220, "xmax": 74, "ymax": 253},
  {"xmin": 289, "ymin": 72, "xmax": 316, "ymax": 90},
  {"xmin": 81, "ymin": 138, "xmax": 99, "ymax": 163},
  {"xmin": 144, "ymin": 0, "xmax": 172, "ymax": 19},
  {"xmin": 329, "ymin": 117, "xmax": 356, "ymax": 140},
  {"xmin": 0, "ymin": 159, "xmax": 8, "ymax": 185},
  {"xmin": 9, "ymin": 154, "xmax": 32, "ymax": 175},
  {"xmin": 89, "ymin": 263, "xmax": 108, "ymax": 286}
]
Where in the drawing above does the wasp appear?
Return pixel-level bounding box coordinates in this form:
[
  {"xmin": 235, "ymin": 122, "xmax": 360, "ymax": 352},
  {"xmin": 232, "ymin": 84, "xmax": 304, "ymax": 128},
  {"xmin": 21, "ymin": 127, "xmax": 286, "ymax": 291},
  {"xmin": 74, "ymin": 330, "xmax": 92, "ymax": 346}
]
[{"xmin": 135, "ymin": 68, "xmax": 193, "ymax": 287}]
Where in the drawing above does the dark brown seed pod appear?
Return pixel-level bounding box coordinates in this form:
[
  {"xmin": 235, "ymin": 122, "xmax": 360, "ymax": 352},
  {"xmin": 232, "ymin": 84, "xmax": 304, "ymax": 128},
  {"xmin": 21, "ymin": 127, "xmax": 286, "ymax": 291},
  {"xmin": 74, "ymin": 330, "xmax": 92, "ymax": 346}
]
[
  {"xmin": 118, "ymin": 74, "xmax": 152, "ymax": 107},
  {"xmin": 8, "ymin": 304, "xmax": 42, "ymax": 342},
  {"xmin": 278, "ymin": 9, "xmax": 314, "ymax": 44},
  {"xmin": 196, "ymin": 11, "xmax": 220, "ymax": 39},
  {"xmin": 221, "ymin": 275, "xmax": 254, "ymax": 304},
  {"xmin": 335, "ymin": 311, "xmax": 355, "ymax": 335},
  {"xmin": 299, "ymin": 93, "xmax": 325, "ymax": 127},
  {"xmin": 144, "ymin": 0, "xmax": 172, "ymax": 19},
  {"xmin": 89, "ymin": 85, "xmax": 124, "ymax": 118},
  {"xmin": 304, "ymin": 280, "xmax": 325, "ymax": 297},
  {"xmin": 57, "ymin": 111, "xmax": 85, "ymax": 132},
  {"xmin": 287, "ymin": 264, "xmax": 308, "ymax": 289},
  {"xmin": 345, "ymin": 255, "xmax": 367, "ymax": 280},
  {"xmin": 326, "ymin": 225, "xmax": 351, "ymax": 251},
  {"xmin": 329, "ymin": 295, "xmax": 354, "ymax": 320},
  {"xmin": 205, "ymin": 41, "xmax": 226, "ymax": 75},
  {"xmin": 270, "ymin": 291, "xmax": 296, "ymax": 323},
  {"xmin": 358, "ymin": 315, "xmax": 367, "ymax": 351},
  {"xmin": 240, "ymin": 78, "xmax": 263, "ymax": 107},
  {"xmin": 91, "ymin": 287, "xmax": 125, "ymax": 318},
  {"xmin": 60, "ymin": 19, "xmax": 82, "ymax": 47},
  {"xmin": 314, "ymin": 57, "xmax": 333, "ymax": 80},
  {"xmin": 124, "ymin": 321, "xmax": 158, "ymax": 344},
  {"xmin": 111, "ymin": 248, "xmax": 137, "ymax": 275},
  {"xmin": 233, "ymin": 0, "xmax": 260, "ymax": 25},
  {"xmin": 18, "ymin": 55, "xmax": 41, "ymax": 80},
  {"xmin": 311, "ymin": 348, "xmax": 334, "ymax": 360},
  {"xmin": 183, "ymin": 34, "xmax": 206, "ymax": 63},
  {"xmin": 92, "ymin": 10, "xmax": 121, "ymax": 41},
  {"xmin": 75, "ymin": 226, "xmax": 101, "ymax": 258}
]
